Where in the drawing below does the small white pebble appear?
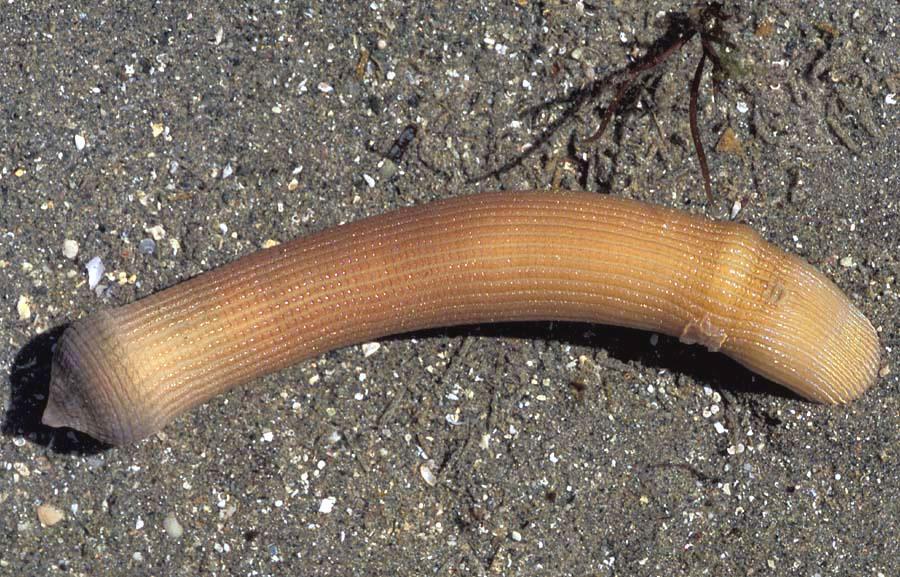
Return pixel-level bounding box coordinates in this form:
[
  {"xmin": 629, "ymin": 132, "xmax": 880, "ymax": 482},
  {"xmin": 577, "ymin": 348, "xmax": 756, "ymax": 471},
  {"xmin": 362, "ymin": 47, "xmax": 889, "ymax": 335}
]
[
  {"xmin": 736, "ymin": 101, "xmax": 749, "ymax": 113},
  {"xmin": 649, "ymin": 334, "xmax": 659, "ymax": 346},
  {"xmin": 222, "ymin": 164, "xmax": 233, "ymax": 179},
  {"xmin": 731, "ymin": 200, "xmax": 742, "ymax": 220},
  {"xmin": 86, "ymin": 256, "xmax": 104, "ymax": 290},
  {"xmin": 840, "ymin": 256, "xmax": 855, "ymax": 268},
  {"xmin": 886, "ymin": 93, "xmax": 897, "ymax": 105},
  {"xmin": 511, "ymin": 530, "xmax": 522, "ymax": 542},
  {"xmin": 74, "ymin": 134, "xmax": 86, "ymax": 150},
  {"xmin": 318, "ymin": 82, "xmax": 334, "ymax": 93},
  {"xmin": 145, "ymin": 224, "xmax": 167, "ymax": 241},
  {"xmin": 713, "ymin": 422, "xmax": 728, "ymax": 434},
  {"xmin": 261, "ymin": 430, "xmax": 274, "ymax": 443},
  {"xmin": 163, "ymin": 513, "xmax": 184, "ymax": 539},
  {"xmin": 479, "ymin": 433, "xmax": 491, "ymax": 450},
  {"xmin": 318, "ymin": 497, "xmax": 336, "ymax": 514},
  {"xmin": 62, "ymin": 239, "xmax": 79, "ymax": 260},
  {"xmin": 362, "ymin": 173, "xmax": 375, "ymax": 188},
  {"xmin": 135, "ymin": 517, "xmax": 145, "ymax": 530},
  {"xmin": 36, "ymin": 504, "xmax": 64, "ymax": 527},
  {"xmin": 132, "ymin": 552, "xmax": 143, "ymax": 563},
  {"xmin": 361, "ymin": 342, "xmax": 381, "ymax": 357},
  {"xmin": 16, "ymin": 295, "xmax": 31, "ymax": 321},
  {"xmin": 376, "ymin": 38, "xmax": 387, "ymax": 50}
]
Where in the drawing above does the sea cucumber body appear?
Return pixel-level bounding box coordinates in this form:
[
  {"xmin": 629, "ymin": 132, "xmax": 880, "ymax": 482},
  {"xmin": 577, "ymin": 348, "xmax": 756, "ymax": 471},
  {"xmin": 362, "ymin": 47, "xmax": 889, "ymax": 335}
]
[{"xmin": 43, "ymin": 191, "xmax": 880, "ymax": 444}]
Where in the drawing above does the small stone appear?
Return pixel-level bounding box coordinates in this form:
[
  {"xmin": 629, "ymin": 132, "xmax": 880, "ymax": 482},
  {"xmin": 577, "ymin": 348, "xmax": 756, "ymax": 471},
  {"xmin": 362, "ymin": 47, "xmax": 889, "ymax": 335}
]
[
  {"xmin": 36, "ymin": 504, "xmax": 64, "ymax": 527},
  {"xmin": 151, "ymin": 122, "xmax": 165, "ymax": 138},
  {"xmin": 362, "ymin": 173, "xmax": 376, "ymax": 188},
  {"xmin": 163, "ymin": 513, "xmax": 184, "ymax": 539},
  {"xmin": 318, "ymin": 497, "xmax": 336, "ymax": 514},
  {"xmin": 713, "ymin": 421, "xmax": 727, "ymax": 434},
  {"xmin": 754, "ymin": 19, "xmax": 775, "ymax": 38},
  {"xmin": 379, "ymin": 159, "xmax": 398, "ymax": 179},
  {"xmin": 317, "ymin": 82, "xmax": 334, "ymax": 93},
  {"xmin": 879, "ymin": 365, "xmax": 891, "ymax": 378},
  {"xmin": 62, "ymin": 239, "xmax": 79, "ymax": 260},
  {"xmin": 730, "ymin": 200, "xmax": 742, "ymax": 220},
  {"xmin": 716, "ymin": 127, "xmax": 743, "ymax": 155},
  {"xmin": 222, "ymin": 164, "xmax": 233, "ymax": 179},
  {"xmin": 16, "ymin": 295, "xmax": 31, "ymax": 321},
  {"xmin": 138, "ymin": 238, "xmax": 156, "ymax": 255},
  {"xmin": 839, "ymin": 256, "xmax": 855, "ymax": 268},
  {"xmin": 145, "ymin": 224, "xmax": 166, "ymax": 241},
  {"xmin": 74, "ymin": 134, "xmax": 86, "ymax": 150},
  {"xmin": 261, "ymin": 239, "xmax": 280, "ymax": 249}
]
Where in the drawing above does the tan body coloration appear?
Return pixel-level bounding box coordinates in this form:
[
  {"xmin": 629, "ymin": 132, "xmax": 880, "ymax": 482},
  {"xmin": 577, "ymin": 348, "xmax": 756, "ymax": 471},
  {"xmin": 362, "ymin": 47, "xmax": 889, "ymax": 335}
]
[{"xmin": 43, "ymin": 191, "xmax": 881, "ymax": 445}]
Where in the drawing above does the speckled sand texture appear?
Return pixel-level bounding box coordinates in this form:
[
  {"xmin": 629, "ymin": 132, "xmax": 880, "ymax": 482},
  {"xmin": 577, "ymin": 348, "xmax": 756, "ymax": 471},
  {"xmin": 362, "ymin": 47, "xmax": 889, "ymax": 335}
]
[{"xmin": 1, "ymin": 1, "xmax": 898, "ymax": 575}]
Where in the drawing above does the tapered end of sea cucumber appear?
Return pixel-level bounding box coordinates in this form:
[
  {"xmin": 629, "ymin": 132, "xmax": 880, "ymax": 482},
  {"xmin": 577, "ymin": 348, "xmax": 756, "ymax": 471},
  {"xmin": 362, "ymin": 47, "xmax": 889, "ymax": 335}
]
[
  {"xmin": 734, "ymin": 256, "xmax": 881, "ymax": 405},
  {"xmin": 812, "ymin": 298, "xmax": 881, "ymax": 403},
  {"xmin": 43, "ymin": 313, "xmax": 154, "ymax": 446}
]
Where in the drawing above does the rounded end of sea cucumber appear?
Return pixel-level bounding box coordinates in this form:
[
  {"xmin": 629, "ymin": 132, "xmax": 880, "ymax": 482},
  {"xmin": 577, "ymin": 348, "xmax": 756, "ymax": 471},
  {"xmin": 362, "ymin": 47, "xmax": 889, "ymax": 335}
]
[
  {"xmin": 43, "ymin": 313, "xmax": 156, "ymax": 446},
  {"xmin": 745, "ymin": 257, "xmax": 881, "ymax": 405}
]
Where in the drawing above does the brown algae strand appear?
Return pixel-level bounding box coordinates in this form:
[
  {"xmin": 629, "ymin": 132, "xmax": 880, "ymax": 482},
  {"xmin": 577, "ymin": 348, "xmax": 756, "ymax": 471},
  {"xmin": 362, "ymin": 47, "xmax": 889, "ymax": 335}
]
[{"xmin": 42, "ymin": 191, "xmax": 880, "ymax": 445}]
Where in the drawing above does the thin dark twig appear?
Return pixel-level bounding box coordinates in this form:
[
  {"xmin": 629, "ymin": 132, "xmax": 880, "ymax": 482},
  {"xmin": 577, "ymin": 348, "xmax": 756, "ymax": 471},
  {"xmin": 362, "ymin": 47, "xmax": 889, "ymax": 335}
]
[
  {"xmin": 689, "ymin": 51, "xmax": 713, "ymax": 203},
  {"xmin": 585, "ymin": 33, "xmax": 694, "ymax": 144}
]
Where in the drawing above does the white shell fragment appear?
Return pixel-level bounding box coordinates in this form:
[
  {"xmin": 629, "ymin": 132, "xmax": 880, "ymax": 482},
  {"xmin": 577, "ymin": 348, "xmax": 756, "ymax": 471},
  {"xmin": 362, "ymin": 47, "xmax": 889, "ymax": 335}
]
[
  {"xmin": 419, "ymin": 460, "xmax": 438, "ymax": 486},
  {"xmin": 361, "ymin": 342, "xmax": 381, "ymax": 357},
  {"xmin": 318, "ymin": 497, "xmax": 336, "ymax": 514},
  {"xmin": 86, "ymin": 256, "xmax": 105, "ymax": 289}
]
